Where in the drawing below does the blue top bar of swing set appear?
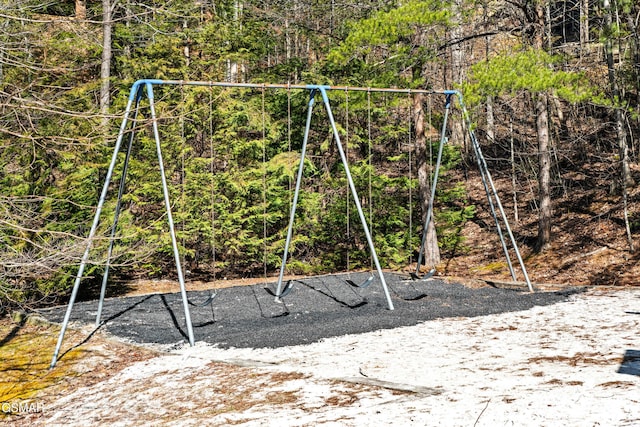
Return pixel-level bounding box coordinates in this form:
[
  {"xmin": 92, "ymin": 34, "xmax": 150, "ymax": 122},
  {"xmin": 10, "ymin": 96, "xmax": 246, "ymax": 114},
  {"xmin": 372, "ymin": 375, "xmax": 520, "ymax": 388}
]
[{"xmin": 128, "ymin": 79, "xmax": 462, "ymax": 101}]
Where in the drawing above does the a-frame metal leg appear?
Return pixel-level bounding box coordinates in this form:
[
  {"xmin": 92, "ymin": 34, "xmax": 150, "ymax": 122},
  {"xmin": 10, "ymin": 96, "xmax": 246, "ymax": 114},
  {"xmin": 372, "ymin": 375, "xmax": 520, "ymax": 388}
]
[
  {"xmin": 319, "ymin": 88, "xmax": 394, "ymax": 310},
  {"xmin": 51, "ymin": 83, "xmax": 199, "ymax": 369},
  {"xmin": 465, "ymin": 116, "xmax": 533, "ymax": 291},
  {"xmin": 469, "ymin": 137, "xmax": 517, "ymax": 281},
  {"xmin": 95, "ymin": 107, "xmax": 140, "ymax": 327},
  {"xmin": 51, "ymin": 84, "xmax": 145, "ymax": 369},
  {"xmin": 415, "ymin": 93, "xmax": 452, "ymax": 277},
  {"xmin": 454, "ymin": 91, "xmax": 533, "ymax": 292},
  {"xmin": 275, "ymin": 90, "xmax": 317, "ymax": 299},
  {"xmin": 275, "ymin": 87, "xmax": 394, "ymax": 310},
  {"xmin": 146, "ymin": 83, "xmax": 196, "ymax": 345},
  {"xmin": 412, "ymin": 91, "xmax": 532, "ymax": 292}
]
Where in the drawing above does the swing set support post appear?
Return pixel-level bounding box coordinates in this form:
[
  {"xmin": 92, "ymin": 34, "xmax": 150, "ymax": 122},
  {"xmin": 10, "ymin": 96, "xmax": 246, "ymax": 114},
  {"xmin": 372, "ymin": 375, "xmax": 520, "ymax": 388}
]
[
  {"xmin": 415, "ymin": 92, "xmax": 452, "ymax": 276},
  {"xmin": 50, "ymin": 81, "xmax": 197, "ymax": 369},
  {"xmin": 146, "ymin": 83, "xmax": 196, "ymax": 345},
  {"xmin": 51, "ymin": 83, "xmax": 144, "ymax": 369},
  {"xmin": 319, "ymin": 87, "xmax": 394, "ymax": 310},
  {"xmin": 95, "ymin": 101, "xmax": 139, "ymax": 327},
  {"xmin": 275, "ymin": 86, "xmax": 395, "ymax": 310},
  {"xmin": 274, "ymin": 89, "xmax": 317, "ymax": 299},
  {"xmin": 451, "ymin": 90, "xmax": 533, "ymax": 292}
]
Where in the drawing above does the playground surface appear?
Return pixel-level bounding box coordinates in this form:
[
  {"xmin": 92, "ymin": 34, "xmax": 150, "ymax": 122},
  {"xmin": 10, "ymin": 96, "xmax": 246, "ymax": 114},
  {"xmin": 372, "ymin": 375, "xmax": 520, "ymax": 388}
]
[
  {"xmin": 39, "ymin": 272, "xmax": 577, "ymax": 350},
  {"xmin": 28, "ymin": 274, "xmax": 639, "ymax": 426}
]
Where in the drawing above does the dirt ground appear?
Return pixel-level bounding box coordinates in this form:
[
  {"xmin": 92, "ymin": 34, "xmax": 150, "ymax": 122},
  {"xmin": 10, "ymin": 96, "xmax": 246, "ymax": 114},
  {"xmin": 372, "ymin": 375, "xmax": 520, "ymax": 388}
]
[{"xmin": 440, "ymin": 164, "xmax": 640, "ymax": 290}]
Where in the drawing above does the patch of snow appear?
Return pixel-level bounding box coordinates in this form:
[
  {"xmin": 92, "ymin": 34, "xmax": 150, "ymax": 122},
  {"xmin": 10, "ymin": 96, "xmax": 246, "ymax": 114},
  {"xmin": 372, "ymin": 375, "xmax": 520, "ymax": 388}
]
[{"xmin": 41, "ymin": 289, "xmax": 640, "ymax": 426}]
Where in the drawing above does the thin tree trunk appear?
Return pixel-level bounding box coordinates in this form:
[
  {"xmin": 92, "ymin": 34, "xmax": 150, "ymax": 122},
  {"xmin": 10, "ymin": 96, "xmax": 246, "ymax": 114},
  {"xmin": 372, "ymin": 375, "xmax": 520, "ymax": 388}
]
[
  {"xmin": 533, "ymin": 1, "xmax": 552, "ymax": 253},
  {"xmin": 100, "ymin": 0, "xmax": 112, "ymax": 127},
  {"xmin": 603, "ymin": 0, "xmax": 635, "ymax": 252},
  {"xmin": 413, "ymin": 93, "xmax": 441, "ymax": 268},
  {"xmin": 629, "ymin": 9, "xmax": 640, "ymax": 107},
  {"xmin": 604, "ymin": 1, "xmax": 633, "ymax": 189},
  {"xmin": 510, "ymin": 118, "xmax": 518, "ymax": 225},
  {"xmin": 226, "ymin": 1, "xmax": 243, "ymax": 82},
  {"xmin": 623, "ymin": 187, "xmax": 635, "ymax": 252},
  {"xmin": 183, "ymin": 20, "xmax": 190, "ymax": 67},
  {"xmin": 486, "ymin": 95, "xmax": 495, "ymax": 142},
  {"xmin": 580, "ymin": 0, "xmax": 589, "ymax": 47},
  {"xmin": 449, "ymin": 0, "xmax": 465, "ymax": 147},
  {"xmin": 485, "ymin": 32, "xmax": 495, "ymax": 146}
]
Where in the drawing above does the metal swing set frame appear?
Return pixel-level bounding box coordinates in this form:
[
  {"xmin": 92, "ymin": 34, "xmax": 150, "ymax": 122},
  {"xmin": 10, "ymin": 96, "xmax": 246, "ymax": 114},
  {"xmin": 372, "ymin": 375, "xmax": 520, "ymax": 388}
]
[{"xmin": 50, "ymin": 79, "xmax": 532, "ymax": 368}]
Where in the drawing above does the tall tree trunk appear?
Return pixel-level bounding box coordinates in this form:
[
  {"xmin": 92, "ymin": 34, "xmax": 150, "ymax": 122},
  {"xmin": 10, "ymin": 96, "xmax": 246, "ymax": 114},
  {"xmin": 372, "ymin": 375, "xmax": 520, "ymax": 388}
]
[
  {"xmin": 510, "ymin": 118, "xmax": 519, "ymax": 225},
  {"xmin": 628, "ymin": 11, "xmax": 640, "ymax": 107},
  {"xmin": 413, "ymin": 93, "xmax": 441, "ymax": 268},
  {"xmin": 604, "ymin": 0, "xmax": 635, "ymax": 252},
  {"xmin": 603, "ymin": 0, "xmax": 633, "ymax": 189},
  {"xmin": 226, "ymin": 0, "xmax": 243, "ymax": 82},
  {"xmin": 604, "ymin": 0, "xmax": 633, "ymax": 189},
  {"xmin": 535, "ymin": 92, "xmax": 552, "ymax": 252},
  {"xmin": 183, "ymin": 19, "xmax": 190, "ymax": 67},
  {"xmin": 532, "ymin": 1, "xmax": 553, "ymax": 253},
  {"xmin": 486, "ymin": 95, "xmax": 495, "ymax": 141},
  {"xmin": 484, "ymin": 31, "xmax": 495, "ymax": 146},
  {"xmin": 449, "ymin": 0, "xmax": 465, "ymax": 147},
  {"xmin": 100, "ymin": 0, "xmax": 112, "ymax": 127}
]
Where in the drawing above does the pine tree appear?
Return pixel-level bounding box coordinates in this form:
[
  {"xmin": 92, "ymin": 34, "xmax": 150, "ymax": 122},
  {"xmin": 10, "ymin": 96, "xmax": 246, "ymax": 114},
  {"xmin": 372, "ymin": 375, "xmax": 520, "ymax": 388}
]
[{"xmin": 327, "ymin": 0, "xmax": 452, "ymax": 269}]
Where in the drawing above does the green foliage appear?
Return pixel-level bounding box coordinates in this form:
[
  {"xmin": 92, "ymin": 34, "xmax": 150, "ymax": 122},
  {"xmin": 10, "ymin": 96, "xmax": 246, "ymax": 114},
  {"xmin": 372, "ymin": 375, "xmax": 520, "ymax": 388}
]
[
  {"xmin": 330, "ymin": 0, "xmax": 450, "ymax": 60},
  {"xmin": 429, "ymin": 142, "xmax": 475, "ymax": 254},
  {"xmin": 463, "ymin": 48, "xmax": 599, "ymax": 105},
  {"xmin": 434, "ymin": 180, "xmax": 476, "ymax": 254},
  {"xmin": 326, "ymin": 0, "xmax": 451, "ymax": 87}
]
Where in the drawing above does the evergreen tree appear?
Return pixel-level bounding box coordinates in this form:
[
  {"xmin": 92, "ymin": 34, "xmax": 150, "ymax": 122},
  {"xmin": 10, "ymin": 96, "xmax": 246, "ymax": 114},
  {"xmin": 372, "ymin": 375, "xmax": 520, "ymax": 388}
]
[{"xmin": 327, "ymin": 0, "xmax": 453, "ymax": 269}]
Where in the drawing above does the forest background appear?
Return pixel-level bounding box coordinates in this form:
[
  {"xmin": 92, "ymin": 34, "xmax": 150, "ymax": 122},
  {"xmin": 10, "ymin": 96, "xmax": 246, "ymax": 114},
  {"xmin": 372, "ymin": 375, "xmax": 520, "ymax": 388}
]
[{"xmin": 0, "ymin": 0, "xmax": 638, "ymax": 312}]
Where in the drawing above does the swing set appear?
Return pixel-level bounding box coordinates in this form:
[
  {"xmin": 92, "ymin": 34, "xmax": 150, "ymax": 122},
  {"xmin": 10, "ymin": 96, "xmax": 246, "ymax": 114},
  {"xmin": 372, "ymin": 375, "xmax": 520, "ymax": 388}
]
[{"xmin": 50, "ymin": 80, "xmax": 532, "ymax": 368}]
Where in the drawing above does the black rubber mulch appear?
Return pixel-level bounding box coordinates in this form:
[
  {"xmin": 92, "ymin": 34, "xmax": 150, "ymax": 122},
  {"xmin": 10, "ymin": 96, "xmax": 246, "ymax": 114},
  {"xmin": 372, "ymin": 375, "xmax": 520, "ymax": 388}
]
[{"xmin": 38, "ymin": 272, "xmax": 583, "ymax": 349}]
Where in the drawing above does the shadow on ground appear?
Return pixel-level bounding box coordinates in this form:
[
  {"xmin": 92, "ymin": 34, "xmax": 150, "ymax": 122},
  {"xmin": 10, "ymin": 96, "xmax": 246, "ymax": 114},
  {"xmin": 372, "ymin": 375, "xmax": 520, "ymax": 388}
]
[{"xmin": 38, "ymin": 272, "xmax": 584, "ymax": 350}]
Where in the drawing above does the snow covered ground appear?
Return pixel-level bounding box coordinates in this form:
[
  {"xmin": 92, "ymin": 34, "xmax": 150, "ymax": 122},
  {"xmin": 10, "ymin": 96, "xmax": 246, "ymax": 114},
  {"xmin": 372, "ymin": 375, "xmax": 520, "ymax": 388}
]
[{"xmin": 40, "ymin": 287, "xmax": 640, "ymax": 426}]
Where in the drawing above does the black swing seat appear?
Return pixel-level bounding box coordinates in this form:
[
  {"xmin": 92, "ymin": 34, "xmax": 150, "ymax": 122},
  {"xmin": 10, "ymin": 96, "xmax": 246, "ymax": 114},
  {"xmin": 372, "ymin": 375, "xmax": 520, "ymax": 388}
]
[
  {"xmin": 188, "ymin": 292, "xmax": 217, "ymax": 307},
  {"xmin": 406, "ymin": 268, "xmax": 436, "ymax": 282},
  {"xmin": 346, "ymin": 275, "xmax": 374, "ymax": 289},
  {"xmin": 264, "ymin": 280, "xmax": 294, "ymax": 298}
]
